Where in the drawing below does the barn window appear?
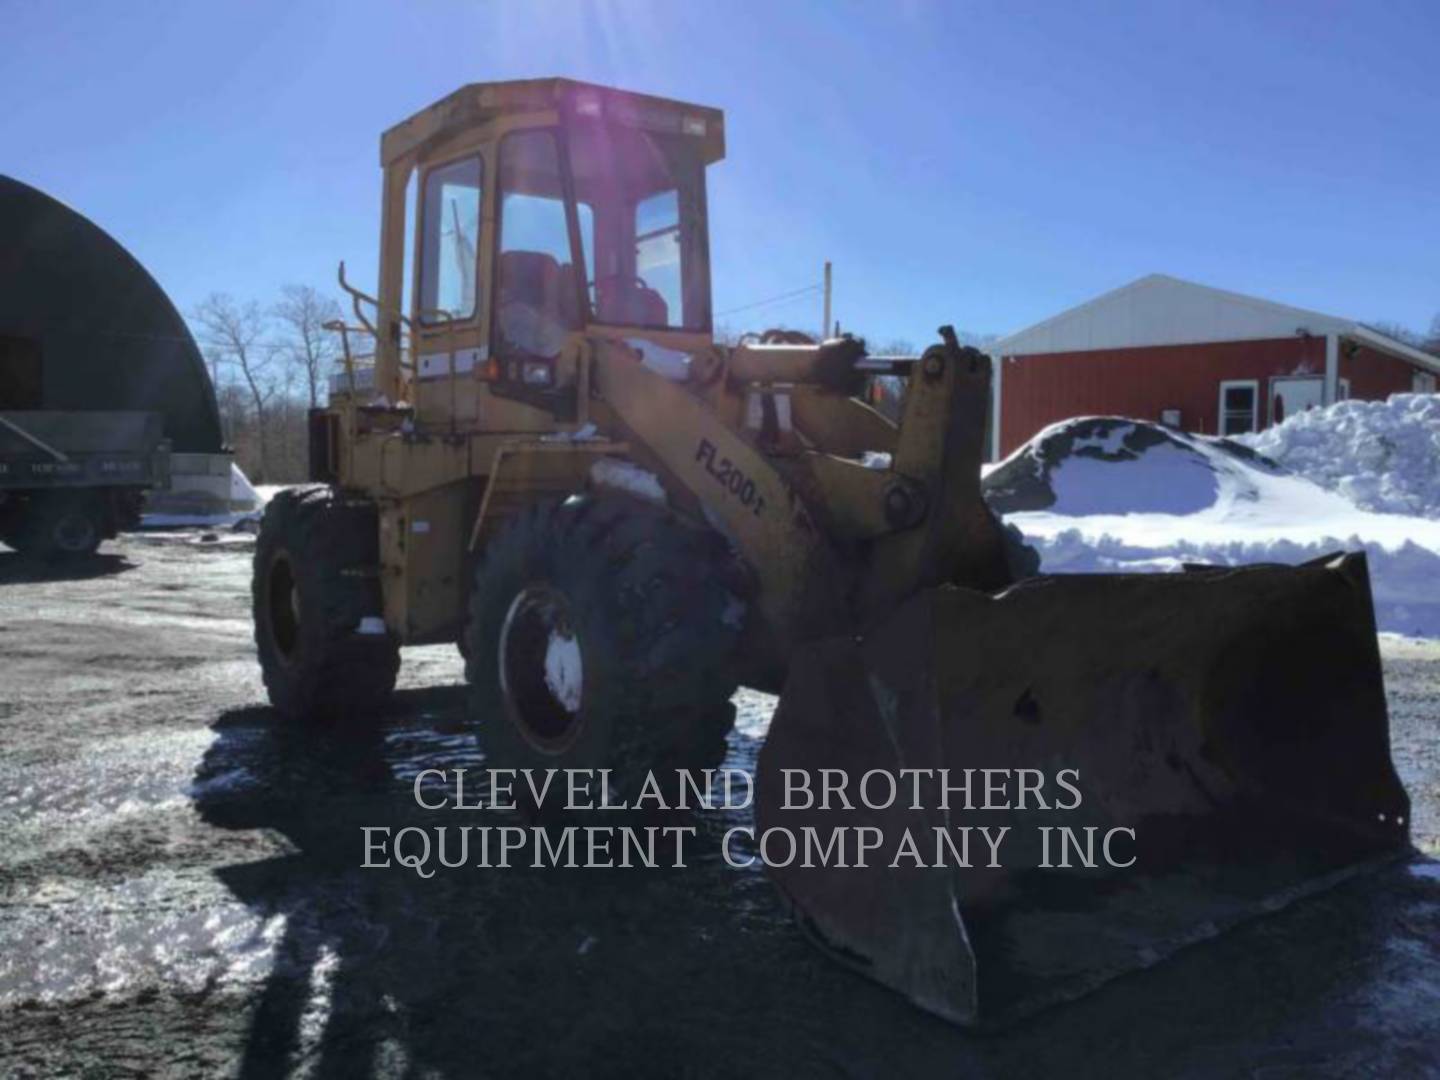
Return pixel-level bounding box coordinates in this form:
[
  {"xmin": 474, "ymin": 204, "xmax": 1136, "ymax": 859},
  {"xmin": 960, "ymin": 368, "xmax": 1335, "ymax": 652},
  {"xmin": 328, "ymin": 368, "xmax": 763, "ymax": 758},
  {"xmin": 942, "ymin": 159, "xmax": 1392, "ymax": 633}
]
[
  {"xmin": 1416, "ymin": 371, "xmax": 1437, "ymax": 394},
  {"xmin": 1217, "ymin": 380, "xmax": 1259, "ymax": 435}
]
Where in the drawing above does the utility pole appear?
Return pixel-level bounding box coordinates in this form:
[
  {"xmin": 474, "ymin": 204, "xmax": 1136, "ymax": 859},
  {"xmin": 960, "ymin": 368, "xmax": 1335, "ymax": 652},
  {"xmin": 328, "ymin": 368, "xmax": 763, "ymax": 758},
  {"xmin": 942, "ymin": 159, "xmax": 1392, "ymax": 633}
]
[{"xmin": 822, "ymin": 260, "xmax": 832, "ymax": 340}]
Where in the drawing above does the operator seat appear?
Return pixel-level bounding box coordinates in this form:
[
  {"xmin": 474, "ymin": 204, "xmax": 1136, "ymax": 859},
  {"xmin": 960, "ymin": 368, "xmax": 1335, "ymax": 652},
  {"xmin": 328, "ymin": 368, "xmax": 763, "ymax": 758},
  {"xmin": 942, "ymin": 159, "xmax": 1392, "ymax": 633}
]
[{"xmin": 497, "ymin": 251, "xmax": 573, "ymax": 357}]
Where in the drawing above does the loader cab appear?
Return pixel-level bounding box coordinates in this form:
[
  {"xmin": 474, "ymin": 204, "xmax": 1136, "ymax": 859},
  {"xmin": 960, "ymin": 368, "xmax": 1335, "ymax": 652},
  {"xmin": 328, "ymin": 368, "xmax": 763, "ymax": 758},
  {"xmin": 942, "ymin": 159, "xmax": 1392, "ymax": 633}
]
[{"xmin": 373, "ymin": 79, "xmax": 724, "ymax": 418}]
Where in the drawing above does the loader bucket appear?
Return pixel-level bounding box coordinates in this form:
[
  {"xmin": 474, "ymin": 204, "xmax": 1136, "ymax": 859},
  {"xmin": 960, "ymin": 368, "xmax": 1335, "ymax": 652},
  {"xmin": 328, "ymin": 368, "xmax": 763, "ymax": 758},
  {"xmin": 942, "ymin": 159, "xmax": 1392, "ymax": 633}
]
[{"xmin": 755, "ymin": 552, "xmax": 1410, "ymax": 1027}]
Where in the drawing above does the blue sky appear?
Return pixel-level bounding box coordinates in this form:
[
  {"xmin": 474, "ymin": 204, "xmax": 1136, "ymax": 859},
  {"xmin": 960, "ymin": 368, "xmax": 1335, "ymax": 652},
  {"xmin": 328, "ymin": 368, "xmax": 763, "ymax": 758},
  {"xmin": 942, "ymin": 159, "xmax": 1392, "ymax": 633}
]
[{"xmin": 4, "ymin": 0, "xmax": 1437, "ymax": 344}]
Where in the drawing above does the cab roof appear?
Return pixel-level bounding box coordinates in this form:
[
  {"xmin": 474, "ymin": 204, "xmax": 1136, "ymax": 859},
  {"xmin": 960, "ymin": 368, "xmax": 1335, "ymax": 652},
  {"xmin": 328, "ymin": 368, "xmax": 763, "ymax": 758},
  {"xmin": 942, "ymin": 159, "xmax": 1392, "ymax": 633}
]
[{"xmin": 380, "ymin": 78, "xmax": 726, "ymax": 167}]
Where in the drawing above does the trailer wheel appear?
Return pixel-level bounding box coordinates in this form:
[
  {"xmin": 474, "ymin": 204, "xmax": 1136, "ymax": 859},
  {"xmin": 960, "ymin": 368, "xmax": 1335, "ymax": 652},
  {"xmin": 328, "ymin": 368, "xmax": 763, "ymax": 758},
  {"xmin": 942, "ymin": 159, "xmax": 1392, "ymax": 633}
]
[
  {"xmin": 465, "ymin": 495, "xmax": 742, "ymax": 810},
  {"xmin": 7, "ymin": 490, "xmax": 106, "ymax": 558},
  {"xmin": 253, "ymin": 485, "xmax": 399, "ymax": 723}
]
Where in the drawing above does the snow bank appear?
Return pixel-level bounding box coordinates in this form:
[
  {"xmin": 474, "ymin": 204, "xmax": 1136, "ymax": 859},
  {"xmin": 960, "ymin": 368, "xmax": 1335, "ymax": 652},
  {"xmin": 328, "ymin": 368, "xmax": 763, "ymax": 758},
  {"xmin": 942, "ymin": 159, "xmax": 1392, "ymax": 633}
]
[
  {"xmin": 1032, "ymin": 530, "xmax": 1440, "ymax": 639},
  {"xmin": 986, "ymin": 416, "xmax": 1440, "ymax": 637},
  {"xmin": 141, "ymin": 509, "xmax": 260, "ymax": 530},
  {"xmin": 230, "ymin": 463, "xmax": 262, "ymax": 508},
  {"xmin": 1237, "ymin": 394, "xmax": 1440, "ymax": 519},
  {"xmin": 142, "ymin": 475, "xmax": 285, "ymax": 532},
  {"xmin": 985, "ymin": 417, "xmax": 1282, "ymax": 517}
]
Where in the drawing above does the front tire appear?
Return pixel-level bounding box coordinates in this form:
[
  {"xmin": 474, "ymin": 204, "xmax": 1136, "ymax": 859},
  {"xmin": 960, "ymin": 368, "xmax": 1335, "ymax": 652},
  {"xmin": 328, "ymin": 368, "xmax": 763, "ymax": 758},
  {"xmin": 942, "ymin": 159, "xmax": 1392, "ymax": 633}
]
[
  {"xmin": 464, "ymin": 496, "xmax": 742, "ymax": 805},
  {"xmin": 253, "ymin": 485, "xmax": 399, "ymax": 722}
]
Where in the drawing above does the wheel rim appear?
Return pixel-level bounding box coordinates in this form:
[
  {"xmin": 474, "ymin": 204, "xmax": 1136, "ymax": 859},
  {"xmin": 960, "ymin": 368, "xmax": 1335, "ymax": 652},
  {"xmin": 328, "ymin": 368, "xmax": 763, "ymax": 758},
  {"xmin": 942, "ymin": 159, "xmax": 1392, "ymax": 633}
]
[
  {"xmin": 498, "ymin": 584, "xmax": 585, "ymax": 752},
  {"xmin": 267, "ymin": 552, "xmax": 301, "ymax": 662},
  {"xmin": 53, "ymin": 510, "xmax": 97, "ymax": 553}
]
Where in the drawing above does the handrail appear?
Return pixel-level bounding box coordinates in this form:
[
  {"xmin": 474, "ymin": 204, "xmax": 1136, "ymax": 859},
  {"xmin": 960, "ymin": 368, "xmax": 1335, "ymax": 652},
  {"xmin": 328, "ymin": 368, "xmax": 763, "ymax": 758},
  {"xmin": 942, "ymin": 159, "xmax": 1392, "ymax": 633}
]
[
  {"xmin": 334, "ymin": 262, "xmax": 430, "ymax": 401},
  {"xmin": 332, "ymin": 263, "xmax": 469, "ymax": 419},
  {"xmin": 336, "ymin": 261, "xmax": 383, "ymax": 339}
]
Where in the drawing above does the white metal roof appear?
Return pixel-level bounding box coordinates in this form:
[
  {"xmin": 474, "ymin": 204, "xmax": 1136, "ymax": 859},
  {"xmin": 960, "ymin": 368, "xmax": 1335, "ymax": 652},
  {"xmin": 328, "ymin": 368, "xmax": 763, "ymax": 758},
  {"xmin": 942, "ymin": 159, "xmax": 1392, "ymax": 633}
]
[{"xmin": 994, "ymin": 274, "xmax": 1440, "ymax": 374}]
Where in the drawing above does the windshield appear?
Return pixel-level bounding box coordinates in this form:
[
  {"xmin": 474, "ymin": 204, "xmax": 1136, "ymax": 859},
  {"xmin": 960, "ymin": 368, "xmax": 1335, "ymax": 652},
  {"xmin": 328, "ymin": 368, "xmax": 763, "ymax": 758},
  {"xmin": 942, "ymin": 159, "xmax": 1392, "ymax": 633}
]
[
  {"xmin": 566, "ymin": 121, "xmax": 710, "ymax": 332},
  {"xmin": 494, "ymin": 130, "xmax": 584, "ymax": 360}
]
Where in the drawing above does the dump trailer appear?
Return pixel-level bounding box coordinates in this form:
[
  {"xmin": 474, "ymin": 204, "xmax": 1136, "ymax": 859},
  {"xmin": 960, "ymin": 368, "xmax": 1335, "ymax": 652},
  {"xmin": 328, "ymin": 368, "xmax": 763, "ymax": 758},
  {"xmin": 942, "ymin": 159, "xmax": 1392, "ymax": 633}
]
[
  {"xmin": 0, "ymin": 410, "xmax": 169, "ymax": 557},
  {"xmin": 251, "ymin": 79, "xmax": 1410, "ymax": 1024}
]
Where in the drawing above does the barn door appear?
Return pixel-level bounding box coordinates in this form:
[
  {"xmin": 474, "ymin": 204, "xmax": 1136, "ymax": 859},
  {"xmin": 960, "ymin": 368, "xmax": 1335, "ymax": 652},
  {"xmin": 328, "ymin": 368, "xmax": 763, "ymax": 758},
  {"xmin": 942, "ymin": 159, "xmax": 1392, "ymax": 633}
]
[{"xmin": 1270, "ymin": 376, "xmax": 1324, "ymax": 425}]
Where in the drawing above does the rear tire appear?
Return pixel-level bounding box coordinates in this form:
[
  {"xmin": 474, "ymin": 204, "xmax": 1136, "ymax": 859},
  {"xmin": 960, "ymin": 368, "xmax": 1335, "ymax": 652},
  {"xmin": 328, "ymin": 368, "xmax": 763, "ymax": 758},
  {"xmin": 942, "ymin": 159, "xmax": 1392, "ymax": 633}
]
[
  {"xmin": 253, "ymin": 485, "xmax": 399, "ymax": 722},
  {"xmin": 6, "ymin": 490, "xmax": 106, "ymax": 558},
  {"xmin": 464, "ymin": 495, "xmax": 742, "ymax": 808}
]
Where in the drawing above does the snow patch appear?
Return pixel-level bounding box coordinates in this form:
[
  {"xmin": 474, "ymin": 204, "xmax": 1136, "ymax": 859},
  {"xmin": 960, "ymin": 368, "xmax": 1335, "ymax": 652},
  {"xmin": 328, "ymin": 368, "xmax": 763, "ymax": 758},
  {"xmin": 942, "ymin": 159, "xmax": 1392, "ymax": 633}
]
[
  {"xmin": 626, "ymin": 339, "xmax": 692, "ymax": 381},
  {"xmin": 590, "ymin": 458, "xmax": 667, "ymax": 505},
  {"xmin": 1049, "ymin": 443, "xmax": 1218, "ymax": 516},
  {"xmin": 1070, "ymin": 422, "xmax": 1135, "ymax": 455}
]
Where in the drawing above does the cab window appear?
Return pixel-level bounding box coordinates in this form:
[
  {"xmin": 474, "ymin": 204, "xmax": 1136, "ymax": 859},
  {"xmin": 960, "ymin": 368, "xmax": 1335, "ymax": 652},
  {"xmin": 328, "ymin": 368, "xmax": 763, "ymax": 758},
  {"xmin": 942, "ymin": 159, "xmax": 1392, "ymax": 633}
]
[
  {"xmin": 419, "ymin": 156, "xmax": 482, "ymax": 323},
  {"xmin": 634, "ymin": 190, "xmax": 682, "ymax": 325},
  {"xmin": 567, "ymin": 122, "xmax": 709, "ymax": 331}
]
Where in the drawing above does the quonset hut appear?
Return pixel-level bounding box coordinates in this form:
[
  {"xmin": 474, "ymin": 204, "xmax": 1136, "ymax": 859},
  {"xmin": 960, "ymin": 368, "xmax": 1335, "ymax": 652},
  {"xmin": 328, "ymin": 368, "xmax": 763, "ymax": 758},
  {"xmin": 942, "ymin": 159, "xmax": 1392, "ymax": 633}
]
[{"xmin": 0, "ymin": 174, "xmax": 236, "ymax": 508}]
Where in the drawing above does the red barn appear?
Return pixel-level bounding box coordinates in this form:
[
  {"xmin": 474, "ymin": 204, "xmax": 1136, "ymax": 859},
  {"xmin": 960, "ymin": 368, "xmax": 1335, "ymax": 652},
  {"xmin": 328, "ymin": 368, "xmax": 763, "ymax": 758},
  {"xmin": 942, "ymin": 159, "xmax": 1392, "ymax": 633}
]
[{"xmin": 988, "ymin": 274, "xmax": 1440, "ymax": 460}]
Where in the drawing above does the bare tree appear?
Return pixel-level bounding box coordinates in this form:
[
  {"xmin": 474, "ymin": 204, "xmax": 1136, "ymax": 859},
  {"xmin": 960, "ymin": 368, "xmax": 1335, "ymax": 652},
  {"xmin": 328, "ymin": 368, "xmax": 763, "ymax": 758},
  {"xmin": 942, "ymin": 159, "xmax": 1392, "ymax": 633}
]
[
  {"xmin": 1371, "ymin": 320, "xmax": 1422, "ymax": 346},
  {"xmin": 274, "ymin": 284, "xmax": 342, "ymax": 409},
  {"xmin": 193, "ymin": 293, "xmax": 277, "ymax": 480},
  {"xmin": 874, "ymin": 338, "xmax": 918, "ymax": 356}
]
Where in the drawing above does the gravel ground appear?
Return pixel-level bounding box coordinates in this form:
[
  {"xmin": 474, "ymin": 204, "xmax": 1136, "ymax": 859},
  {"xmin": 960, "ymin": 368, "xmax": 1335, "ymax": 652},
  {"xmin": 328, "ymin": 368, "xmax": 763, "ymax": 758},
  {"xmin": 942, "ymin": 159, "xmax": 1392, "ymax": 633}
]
[{"xmin": 1, "ymin": 534, "xmax": 1438, "ymax": 1078}]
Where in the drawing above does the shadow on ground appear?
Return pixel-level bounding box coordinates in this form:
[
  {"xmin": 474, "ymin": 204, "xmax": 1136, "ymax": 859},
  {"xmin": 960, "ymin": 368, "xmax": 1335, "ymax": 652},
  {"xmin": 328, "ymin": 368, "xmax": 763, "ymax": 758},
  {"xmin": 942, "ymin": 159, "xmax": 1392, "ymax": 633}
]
[
  {"xmin": 193, "ymin": 689, "xmax": 790, "ymax": 1078},
  {"xmin": 192, "ymin": 693, "xmax": 1440, "ymax": 1078},
  {"xmin": 0, "ymin": 550, "xmax": 135, "ymax": 583}
]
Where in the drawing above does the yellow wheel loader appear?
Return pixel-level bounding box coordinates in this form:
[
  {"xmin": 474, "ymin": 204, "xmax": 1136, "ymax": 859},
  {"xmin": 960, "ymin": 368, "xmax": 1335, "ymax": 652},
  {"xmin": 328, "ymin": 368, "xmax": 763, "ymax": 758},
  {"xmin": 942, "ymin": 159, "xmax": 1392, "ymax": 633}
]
[{"xmin": 252, "ymin": 79, "xmax": 1410, "ymax": 1025}]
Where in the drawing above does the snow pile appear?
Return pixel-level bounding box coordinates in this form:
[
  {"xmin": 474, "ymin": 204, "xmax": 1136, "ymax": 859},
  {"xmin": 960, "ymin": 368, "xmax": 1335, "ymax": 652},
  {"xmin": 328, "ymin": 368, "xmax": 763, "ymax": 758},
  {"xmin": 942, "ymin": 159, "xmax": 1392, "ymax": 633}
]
[
  {"xmin": 985, "ymin": 416, "xmax": 1440, "ymax": 637},
  {"xmin": 985, "ymin": 417, "xmax": 1284, "ymax": 518},
  {"xmin": 142, "ymin": 470, "xmax": 282, "ymax": 532},
  {"xmin": 230, "ymin": 463, "xmax": 263, "ymax": 508},
  {"xmin": 1237, "ymin": 394, "xmax": 1440, "ymax": 519}
]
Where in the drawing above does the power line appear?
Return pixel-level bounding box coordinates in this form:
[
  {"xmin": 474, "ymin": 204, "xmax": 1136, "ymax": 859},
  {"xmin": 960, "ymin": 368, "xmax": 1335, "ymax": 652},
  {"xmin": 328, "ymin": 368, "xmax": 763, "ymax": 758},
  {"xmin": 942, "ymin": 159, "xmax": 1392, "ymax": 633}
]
[{"xmin": 715, "ymin": 283, "xmax": 822, "ymax": 319}]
